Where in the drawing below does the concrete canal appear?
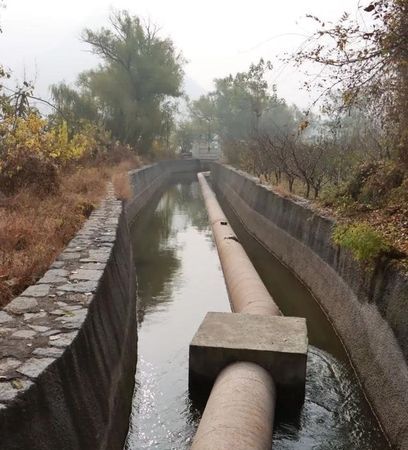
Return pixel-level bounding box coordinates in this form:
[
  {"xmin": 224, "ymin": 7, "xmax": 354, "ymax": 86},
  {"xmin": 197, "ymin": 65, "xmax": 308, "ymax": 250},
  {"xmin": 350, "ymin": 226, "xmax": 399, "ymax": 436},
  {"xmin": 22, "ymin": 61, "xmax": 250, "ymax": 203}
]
[{"xmin": 124, "ymin": 176, "xmax": 388, "ymax": 450}]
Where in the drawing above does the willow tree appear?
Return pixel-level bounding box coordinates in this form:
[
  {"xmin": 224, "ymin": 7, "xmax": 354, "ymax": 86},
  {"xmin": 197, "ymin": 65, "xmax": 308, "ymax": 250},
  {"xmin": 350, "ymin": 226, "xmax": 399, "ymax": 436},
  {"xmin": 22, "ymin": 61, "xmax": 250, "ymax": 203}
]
[
  {"xmin": 80, "ymin": 11, "xmax": 184, "ymax": 153},
  {"xmin": 51, "ymin": 11, "xmax": 183, "ymax": 154}
]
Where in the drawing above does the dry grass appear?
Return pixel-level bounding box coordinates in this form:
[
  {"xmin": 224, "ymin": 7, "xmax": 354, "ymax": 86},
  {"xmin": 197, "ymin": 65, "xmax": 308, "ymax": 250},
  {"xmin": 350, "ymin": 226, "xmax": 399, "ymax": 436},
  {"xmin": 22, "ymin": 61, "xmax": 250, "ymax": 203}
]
[
  {"xmin": 259, "ymin": 177, "xmax": 309, "ymax": 202},
  {"xmin": 112, "ymin": 172, "xmax": 132, "ymax": 201},
  {"xmin": 0, "ymin": 158, "xmax": 141, "ymax": 306},
  {"xmin": 112, "ymin": 160, "xmax": 137, "ymax": 201}
]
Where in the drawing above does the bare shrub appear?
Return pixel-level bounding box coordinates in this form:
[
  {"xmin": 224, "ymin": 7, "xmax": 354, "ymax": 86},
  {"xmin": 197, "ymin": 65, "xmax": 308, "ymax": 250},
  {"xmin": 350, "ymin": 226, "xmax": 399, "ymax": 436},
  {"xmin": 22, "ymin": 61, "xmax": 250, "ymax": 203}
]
[{"xmin": 112, "ymin": 171, "xmax": 132, "ymax": 201}]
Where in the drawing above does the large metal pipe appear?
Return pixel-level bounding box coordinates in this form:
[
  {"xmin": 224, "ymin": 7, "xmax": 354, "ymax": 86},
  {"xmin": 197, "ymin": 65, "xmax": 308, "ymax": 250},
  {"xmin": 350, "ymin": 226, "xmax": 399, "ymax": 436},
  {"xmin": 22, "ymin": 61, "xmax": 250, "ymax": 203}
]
[
  {"xmin": 197, "ymin": 172, "xmax": 281, "ymax": 316},
  {"xmin": 191, "ymin": 173, "xmax": 280, "ymax": 450},
  {"xmin": 191, "ymin": 361, "xmax": 276, "ymax": 450}
]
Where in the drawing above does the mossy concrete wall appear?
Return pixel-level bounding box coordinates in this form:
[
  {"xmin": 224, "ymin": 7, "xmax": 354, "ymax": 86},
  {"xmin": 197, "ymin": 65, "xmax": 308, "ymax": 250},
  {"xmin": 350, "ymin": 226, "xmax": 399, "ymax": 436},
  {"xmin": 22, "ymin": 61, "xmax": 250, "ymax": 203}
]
[
  {"xmin": 0, "ymin": 159, "xmax": 203, "ymax": 450},
  {"xmin": 211, "ymin": 163, "xmax": 408, "ymax": 449}
]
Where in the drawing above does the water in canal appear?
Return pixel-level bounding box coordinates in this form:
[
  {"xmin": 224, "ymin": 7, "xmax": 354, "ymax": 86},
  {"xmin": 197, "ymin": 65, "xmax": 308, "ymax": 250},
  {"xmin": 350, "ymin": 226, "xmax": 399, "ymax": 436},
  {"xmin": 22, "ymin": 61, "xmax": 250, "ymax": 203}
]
[{"xmin": 125, "ymin": 177, "xmax": 389, "ymax": 450}]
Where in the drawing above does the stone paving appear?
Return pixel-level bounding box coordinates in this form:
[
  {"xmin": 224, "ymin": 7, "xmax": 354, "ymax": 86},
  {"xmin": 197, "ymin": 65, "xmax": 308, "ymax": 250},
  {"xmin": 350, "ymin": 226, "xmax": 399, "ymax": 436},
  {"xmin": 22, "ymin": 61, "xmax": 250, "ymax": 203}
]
[{"xmin": 0, "ymin": 186, "xmax": 122, "ymax": 407}]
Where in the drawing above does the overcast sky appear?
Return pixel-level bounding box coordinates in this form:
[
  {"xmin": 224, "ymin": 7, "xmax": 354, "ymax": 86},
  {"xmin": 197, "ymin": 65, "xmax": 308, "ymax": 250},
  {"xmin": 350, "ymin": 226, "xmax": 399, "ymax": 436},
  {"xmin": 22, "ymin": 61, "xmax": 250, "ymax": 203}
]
[{"xmin": 0, "ymin": 0, "xmax": 361, "ymax": 109}]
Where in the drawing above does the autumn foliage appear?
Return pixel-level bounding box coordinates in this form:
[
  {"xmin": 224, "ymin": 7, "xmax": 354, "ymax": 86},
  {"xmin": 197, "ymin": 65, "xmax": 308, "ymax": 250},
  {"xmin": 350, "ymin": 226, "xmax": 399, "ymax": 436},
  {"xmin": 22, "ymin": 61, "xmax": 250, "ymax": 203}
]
[
  {"xmin": 0, "ymin": 113, "xmax": 102, "ymax": 194},
  {"xmin": 0, "ymin": 109, "xmax": 141, "ymax": 305}
]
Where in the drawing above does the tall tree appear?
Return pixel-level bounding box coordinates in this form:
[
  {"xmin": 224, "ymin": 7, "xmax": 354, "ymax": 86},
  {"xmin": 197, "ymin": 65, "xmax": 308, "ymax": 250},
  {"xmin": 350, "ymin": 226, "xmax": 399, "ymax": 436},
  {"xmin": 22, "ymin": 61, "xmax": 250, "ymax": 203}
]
[
  {"xmin": 189, "ymin": 94, "xmax": 217, "ymax": 151},
  {"xmin": 210, "ymin": 59, "xmax": 295, "ymax": 164},
  {"xmin": 78, "ymin": 11, "xmax": 184, "ymax": 153},
  {"xmin": 174, "ymin": 120, "xmax": 195, "ymax": 153},
  {"xmin": 213, "ymin": 59, "xmax": 273, "ymax": 143},
  {"xmin": 50, "ymin": 82, "xmax": 99, "ymax": 132}
]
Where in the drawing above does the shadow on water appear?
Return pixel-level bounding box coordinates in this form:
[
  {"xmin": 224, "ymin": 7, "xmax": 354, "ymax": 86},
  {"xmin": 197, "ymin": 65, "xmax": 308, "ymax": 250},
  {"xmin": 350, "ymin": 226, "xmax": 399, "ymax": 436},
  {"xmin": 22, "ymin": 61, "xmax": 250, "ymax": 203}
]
[{"xmin": 124, "ymin": 178, "xmax": 389, "ymax": 450}]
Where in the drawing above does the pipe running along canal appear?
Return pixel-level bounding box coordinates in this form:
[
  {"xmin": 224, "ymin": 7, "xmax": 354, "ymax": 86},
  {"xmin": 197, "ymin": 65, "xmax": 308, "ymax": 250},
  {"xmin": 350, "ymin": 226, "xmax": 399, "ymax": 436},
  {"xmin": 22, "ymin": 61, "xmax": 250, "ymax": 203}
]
[
  {"xmin": 124, "ymin": 173, "xmax": 389, "ymax": 450},
  {"xmin": 191, "ymin": 171, "xmax": 281, "ymax": 450}
]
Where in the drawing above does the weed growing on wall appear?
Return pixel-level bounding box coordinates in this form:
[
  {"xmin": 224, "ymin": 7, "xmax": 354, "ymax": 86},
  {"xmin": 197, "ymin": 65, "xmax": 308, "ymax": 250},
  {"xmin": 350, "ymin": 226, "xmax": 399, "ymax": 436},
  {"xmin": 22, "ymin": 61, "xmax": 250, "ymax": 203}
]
[{"xmin": 333, "ymin": 222, "xmax": 391, "ymax": 263}]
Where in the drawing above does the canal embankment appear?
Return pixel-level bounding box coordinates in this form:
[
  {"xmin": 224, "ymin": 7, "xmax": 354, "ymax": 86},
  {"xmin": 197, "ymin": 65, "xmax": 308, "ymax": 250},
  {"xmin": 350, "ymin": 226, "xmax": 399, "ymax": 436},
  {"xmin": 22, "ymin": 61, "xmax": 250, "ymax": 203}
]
[
  {"xmin": 211, "ymin": 162, "xmax": 408, "ymax": 449},
  {"xmin": 0, "ymin": 159, "xmax": 404, "ymax": 449},
  {"xmin": 125, "ymin": 172, "xmax": 388, "ymax": 450},
  {"xmin": 0, "ymin": 159, "xmax": 202, "ymax": 450},
  {"xmin": 0, "ymin": 187, "xmax": 137, "ymax": 450}
]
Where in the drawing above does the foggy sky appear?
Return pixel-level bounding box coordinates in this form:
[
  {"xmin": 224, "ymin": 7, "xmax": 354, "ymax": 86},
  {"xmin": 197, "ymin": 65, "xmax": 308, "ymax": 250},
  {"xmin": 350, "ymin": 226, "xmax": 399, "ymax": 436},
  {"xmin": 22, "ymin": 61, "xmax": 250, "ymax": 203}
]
[{"xmin": 0, "ymin": 0, "xmax": 361, "ymax": 109}]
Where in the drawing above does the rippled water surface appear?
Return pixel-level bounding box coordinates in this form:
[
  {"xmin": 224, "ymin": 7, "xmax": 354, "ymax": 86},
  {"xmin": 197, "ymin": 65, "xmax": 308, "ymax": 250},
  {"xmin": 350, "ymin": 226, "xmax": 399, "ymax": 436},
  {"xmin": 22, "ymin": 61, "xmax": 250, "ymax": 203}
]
[{"xmin": 125, "ymin": 178, "xmax": 388, "ymax": 450}]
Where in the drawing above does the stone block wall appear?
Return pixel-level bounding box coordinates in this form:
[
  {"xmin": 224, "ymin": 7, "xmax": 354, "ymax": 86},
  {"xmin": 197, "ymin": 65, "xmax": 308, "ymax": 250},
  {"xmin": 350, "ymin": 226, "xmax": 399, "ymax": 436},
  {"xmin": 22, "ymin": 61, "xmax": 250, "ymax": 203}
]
[{"xmin": 0, "ymin": 187, "xmax": 137, "ymax": 450}]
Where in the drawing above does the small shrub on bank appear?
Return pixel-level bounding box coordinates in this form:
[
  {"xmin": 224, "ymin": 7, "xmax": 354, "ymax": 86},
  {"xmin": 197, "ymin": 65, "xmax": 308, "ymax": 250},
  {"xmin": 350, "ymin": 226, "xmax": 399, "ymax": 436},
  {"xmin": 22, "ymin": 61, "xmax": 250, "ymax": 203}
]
[
  {"xmin": 345, "ymin": 161, "xmax": 404, "ymax": 207},
  {"xmin": 0, "ymin": 114, "xmax": 101, "ymax": 195},
  {"xmin": 112, "ymin": 172, "xmax": 132, "ymax": 201},
  {"xmin": 333, "ymin": 222, "xmax": 391, "ymax": 262}
]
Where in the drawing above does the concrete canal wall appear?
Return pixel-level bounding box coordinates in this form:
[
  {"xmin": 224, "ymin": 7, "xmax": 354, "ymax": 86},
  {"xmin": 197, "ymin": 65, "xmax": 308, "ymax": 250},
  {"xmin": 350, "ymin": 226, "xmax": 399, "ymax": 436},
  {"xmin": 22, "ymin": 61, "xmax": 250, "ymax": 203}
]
[
  {"xmin": 0, "ymin": 159, "xmax": 202, "ymax": 450},
  {"xmin": 210, "ymin": 162, "xmax": 408, "ymax": 449},
  {"xmin": 126, "ymin": 159, "xmax": 202, "ymax": 220},
  {"xmin": 1, "ymin": 158, "xmax": 406, "ymax": 449}
]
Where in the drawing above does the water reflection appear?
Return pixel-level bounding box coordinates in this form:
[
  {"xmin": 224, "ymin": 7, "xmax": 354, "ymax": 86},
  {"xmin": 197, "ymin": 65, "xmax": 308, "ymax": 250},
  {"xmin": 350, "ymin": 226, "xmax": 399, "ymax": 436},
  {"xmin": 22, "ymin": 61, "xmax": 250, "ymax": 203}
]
[
  {"xmin": 125, "ymin": 179, "xmax": 389, "ymax": 450},
  {"xmin": 125, "ymin": 180, "xmax": 229, "ymax": 450}
]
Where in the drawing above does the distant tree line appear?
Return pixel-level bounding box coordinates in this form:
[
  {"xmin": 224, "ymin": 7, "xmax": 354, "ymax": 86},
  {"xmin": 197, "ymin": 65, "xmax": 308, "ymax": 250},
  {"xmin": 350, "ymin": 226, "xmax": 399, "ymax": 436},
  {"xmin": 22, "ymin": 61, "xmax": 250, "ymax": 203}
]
[
  {"xmin": 177, "ymin": 0, "xmax": 407, "ymax": 203},
  {"xmin": 177, "ymin": 59, "xmax": 380, "ymax": 199},
  {"xmin": 1, "ymin": 2, "xmax": 406, "ymax": 204}
]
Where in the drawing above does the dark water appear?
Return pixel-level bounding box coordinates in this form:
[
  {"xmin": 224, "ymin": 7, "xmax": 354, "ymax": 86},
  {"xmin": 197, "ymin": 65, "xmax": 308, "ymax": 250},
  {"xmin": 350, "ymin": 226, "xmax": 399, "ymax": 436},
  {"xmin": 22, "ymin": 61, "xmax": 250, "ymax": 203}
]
[{"xmin": 125, "ymin": 178, "xmax": 389, "ymax": 450}]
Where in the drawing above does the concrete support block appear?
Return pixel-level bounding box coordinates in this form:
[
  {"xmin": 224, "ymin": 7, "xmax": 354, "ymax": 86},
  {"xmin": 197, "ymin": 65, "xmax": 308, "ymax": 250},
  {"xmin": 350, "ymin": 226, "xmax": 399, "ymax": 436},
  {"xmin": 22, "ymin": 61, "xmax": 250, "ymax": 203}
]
[{"xmin": 189, "ymin": 312, "xmax": 308, "ymax": 405}]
